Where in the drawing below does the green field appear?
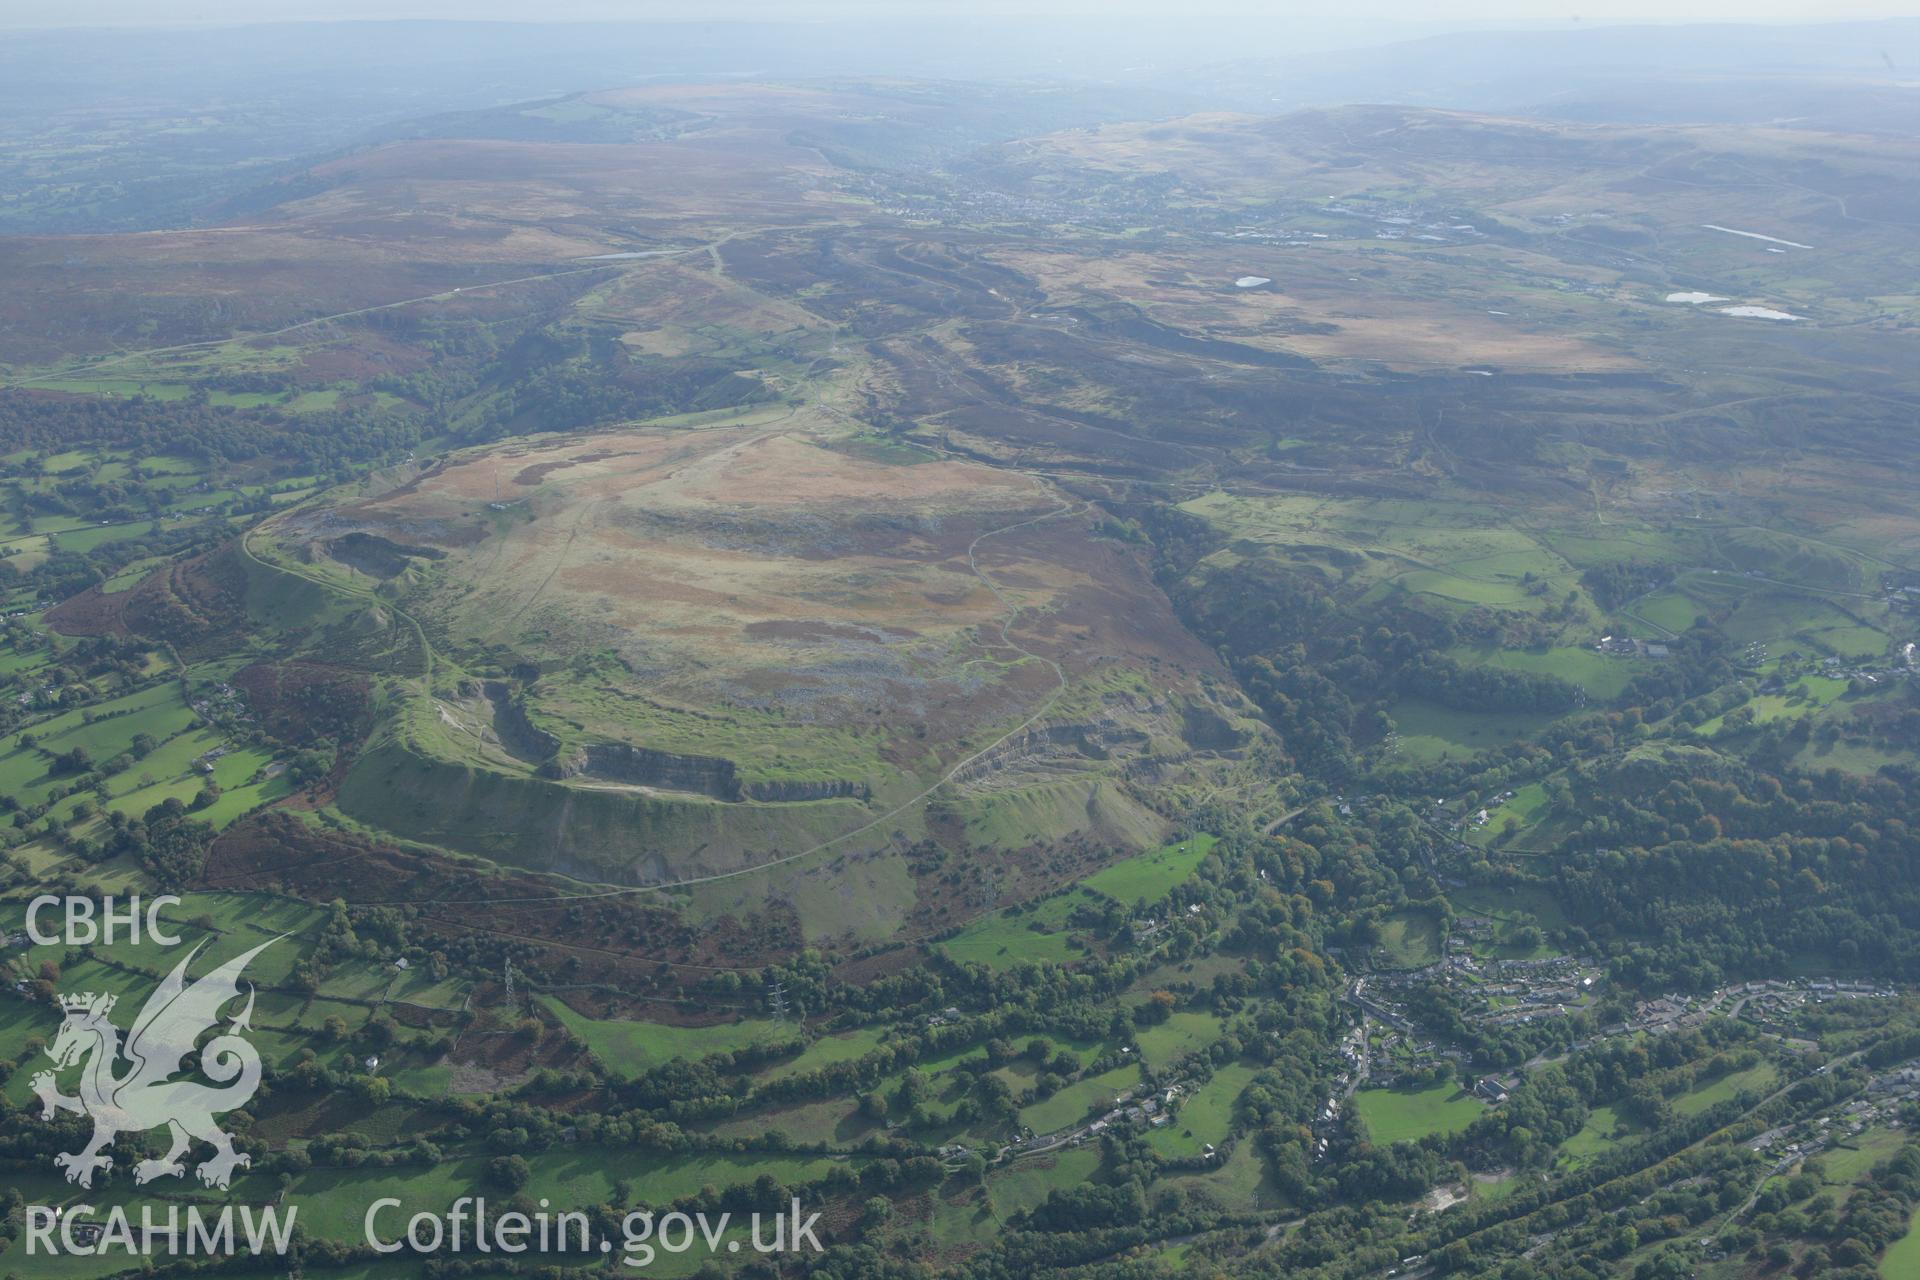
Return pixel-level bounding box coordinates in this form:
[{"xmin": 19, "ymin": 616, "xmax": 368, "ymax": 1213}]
[
  {"xmin": 1809, "ymin": 625, "xmax": 1891, "ymax": 659},
  {"xmin": 29, "ymin": 681, "xmax": 194, "ymax": 757},
  {"xmin": 0, "ymin": 642, "xmax": 52, "ymax": 676},
  {"xmin": 1354, "ymin": 1083, "xmax": 1485, "ymax": 1145},
  {"xmin": 1795, "ymin": 739, "xmax": 1910, "ymax": 777},
  {"xmin": 1135, "ymin": 1010, "xmax": 1224, "ymax": 1070},
  {"xmin": 1082, "ymin": 834, "xmax": 1219, "ymax": 905},
  {"xmin": 759, "ymin": 1025, "xmax": 889, "ymax": 1081},
  {"xmin": 0, "ymin": 671, "xmax": 290, "ymax": 838},
  {"xmin": 28, "ymin": 380, "xmax": 344, "ymax": 413},
  {"xmin": 1813, "ymin": 1126, "xmax": 1909, "ymax": 1189},
  {"xmin": 938, "ymin": 892, "xmax": 1089, "ymax": 968},
  {"xmin": 705, "ymin": 1096, "xmax": 868, "ymax": 1145},
  {"xmin": 1633, "ymin": 570, "xmax": 1895, "ymax": 661},
  {"xmin": 1450, "ymin": 644, "xmax": 1639, "ymax": 701},
  {"xmin": 1389, "ymin": 698, "xmax": 1561, "ymax": 765},
  {"xmin": 53, "ymin": 521, "xmax": 160, "ymax": 554},
  {"xmin": 1672, "ymin": 1062, "xmax": 1779, "ymax": 1116},
  {"xmin": 191, "ymin": 768, "xmax": 296, "ymax": 827},
  {"xmin": 0, "ymin": 891, "xmax": 340, "ymax": 1103},
  {"xmin": 1883, "ymin": 1206, "xmax": 1920, "ymax": 1279},
  {"xmin": 987, "ymin": 1146, "xmax": 1101, "ymax": 1219},
  {"xmin": 0, "ymin": 744, "xmax": 57, "ymax": 808},
  {"xmin": 1020, "ymin": 1063, "xmax": 1143, "ymax": 1134},
  {"xmin": 1697, "ymin": 675, "xmax": 1851, "ymax": 735},
  {"xmin": 938, "ymin": 834, "xmax": 1220, "ymax": 969},
  {"xmin": 541, "ymin": 999, "xmax": 794, "ymax": 1075},
  {"xmin": 1159, "ymin": 1137, "xmax": 1287, "ymax": 1213},
  {"xmin": 102, "ymin": 741, "xmax": 281, "ymax": 818},
  {"xmin": 1630, "ymin": 586, "xmax": 1699, "ymax": 635},
  {"xmin": 1556, "ymin": 1104, "xmax": 1640, "ymax": 1170},
  {"xmin": 100, "ymin": 556, "xmax": 166, "ymax": 592},
  {"xmin": 1447, "ymin": 883, "xmax": 1571, "ymax": 932},
  {"xmin": 1149, "ymin": 1062, "xmax": 1255, "ymax": 1157},
  {"xmin": 0, "ymin": 682, "xmax": 277, "ymax": 836},
  {"xmin": 1468, "ymin": 782, "xmax": 1554, "ymax": 850},
  {"xmin": 1375, "ymin": 908, "xmax": 1443, "ymax": 969}
]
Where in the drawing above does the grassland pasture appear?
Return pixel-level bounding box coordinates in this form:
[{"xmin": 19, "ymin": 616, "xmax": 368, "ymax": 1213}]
[
  {"xmin": 29, "ymin": 681, "xmax": 195, "ymax": 758},
  {"xmin": 1149, "ymin": 1062, "xmax": 1255, "ymax": 1157},
  {"xmin": 1388, "ymin": 698, "xmax": 1561, "ymax": 765},
  {"xmin": 939, "ymin": 892, "xmax": 1089, "ymax": 968},
  {"xmin": 1884, "ymin": 1211, "xmax": 1920, "ymax": 1280},
  {"xmin": 0, "ymin": 673, "xmax": 291, "ymax": 837},
  {"xmin": 1813, "ymin": 1126, "xmax": 1908, "ymax": 1190},
  {"xmin": 540, "ymin": 998, "xmax": 794, "ymax": 1074},
  {"xmin": 1450, "ymin": 644, "xmax": 1637, "ymax": 701},
  {"xmin": 1159, "ymin": 1138, "xmax": 1287, "ymax": 1214},
  {"xmin": 1671, "ymin": 1061, "xmax": 1778, "ymax": 1116},
  {"xmin": 987, "ymin": 1146, "xmax": 1101, "ymax": 1219},
  {"xmin": 1466, "ymin": 782, "xmax": 1555, "ymax": 851},
  {"xmin": 0, "ymin": 891, "xmax": 342, "ymax": 1106},
  {"xmin": 1375, "ymin": 908, "xmax": 1444, "ymax": 969},
  {"xmin": 1135, "ymin": 1010, "xmax": 1224, "ymax": 1070},
  {"xmin": 1354, "ymin": 1083, "xmax": 1485, "ymax": 1145},
  {"xmin": 1020, "ymin": 1063, "xmax": 1144, "ymax": 1133},
  {"xmin": 759, "ymin": 1025, "xmax": 889, "ymax": 1080},
  {"xmin": 704, "ymin": 1096, "xmax": 870, "ymax": 1145},
  {"xmin": 1081, "ymin": 833, "xmax": 1218, "ymax": 904},
  {"xmin": 1555, "ymin": 1104, "xmax": 1641, "ymax": 1170},
  {"xmin": 1794, "ymin": 738, "xmax": 1908, "ymax": 777}
]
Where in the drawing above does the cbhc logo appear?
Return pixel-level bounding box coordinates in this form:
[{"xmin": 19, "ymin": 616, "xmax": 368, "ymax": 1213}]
[{"xmin": 25, "ymin": 896, "xmax": 183, "ymax": 946}]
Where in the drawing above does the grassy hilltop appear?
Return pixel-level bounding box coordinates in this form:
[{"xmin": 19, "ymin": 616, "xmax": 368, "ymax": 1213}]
[{"xmin": 244, "ymin": 417, "xmax": 1254, "ymax": 904}]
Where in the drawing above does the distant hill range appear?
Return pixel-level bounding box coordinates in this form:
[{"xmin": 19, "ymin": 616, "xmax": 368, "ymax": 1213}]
[
  {"xmin": 1, "ymin": 18, "xmax": 1913, "ymax": 235},
  {"xmin": 1192, "ymin": 19, "xmax": 1920, "ymax": 134}
]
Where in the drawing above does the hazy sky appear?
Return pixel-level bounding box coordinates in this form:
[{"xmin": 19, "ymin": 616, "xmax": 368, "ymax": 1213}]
[{"xmin": 9, "ymin": 0, "xmax": 1917, "ymax": 26}]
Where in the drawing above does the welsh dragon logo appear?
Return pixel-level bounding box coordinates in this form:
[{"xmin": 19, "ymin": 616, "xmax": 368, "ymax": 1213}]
[{"xmin": 32, "ymin": 938, "xmax": 277, "ymax": 1190}]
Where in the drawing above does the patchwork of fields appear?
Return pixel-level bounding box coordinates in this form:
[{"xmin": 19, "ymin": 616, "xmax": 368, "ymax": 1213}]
[{"xmin": 0, "ymin": 64, "xmax": 1916, "ymax": 1280}]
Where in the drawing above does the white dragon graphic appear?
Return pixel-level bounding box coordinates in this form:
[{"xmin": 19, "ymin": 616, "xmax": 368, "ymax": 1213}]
[{"xmin": 31, "ymin": 937, "xmax": 277, "ymax": 1190}]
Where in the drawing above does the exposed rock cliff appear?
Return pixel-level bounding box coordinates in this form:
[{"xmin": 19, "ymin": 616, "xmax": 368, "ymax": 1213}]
[
  {"xmin": 575, "ymin": 742, "xmax": 743, "ymax": 800},
  {"xmin": 482, "ymin": 681, "xmax": 561, "ymax": 763}
]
